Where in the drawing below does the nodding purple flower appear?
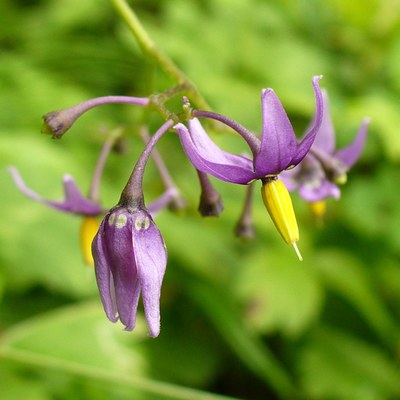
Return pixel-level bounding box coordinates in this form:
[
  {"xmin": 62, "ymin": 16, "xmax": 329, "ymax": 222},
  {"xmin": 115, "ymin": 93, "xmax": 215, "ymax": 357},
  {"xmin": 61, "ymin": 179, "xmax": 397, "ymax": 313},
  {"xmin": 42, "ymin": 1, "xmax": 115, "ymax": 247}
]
[
  {"xmin": 174, "ymin": 76, "xmax": 324, "ymax": 185},
  {"xmin": 92, "ymin": 205, "xmax": 167, "ymax": 337},
  {"xmin": 174, "ymin": 76, "xmax": 324, "ymax": 258},
  {"xmin": 280, "ymin": 90, "xmax": 369, "ymax": 202},
  {"xmin": 91, "ymin": 120, "xmax": 173, "ymax": 336}
]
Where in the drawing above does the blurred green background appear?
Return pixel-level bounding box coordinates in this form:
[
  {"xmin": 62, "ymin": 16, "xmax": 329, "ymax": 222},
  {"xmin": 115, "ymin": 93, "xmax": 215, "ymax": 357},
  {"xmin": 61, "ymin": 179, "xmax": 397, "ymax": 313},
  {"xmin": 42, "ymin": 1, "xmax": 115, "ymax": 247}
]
[{"xmin": 1, "ymin": 0, "xmax": 400, "ymax": 399}]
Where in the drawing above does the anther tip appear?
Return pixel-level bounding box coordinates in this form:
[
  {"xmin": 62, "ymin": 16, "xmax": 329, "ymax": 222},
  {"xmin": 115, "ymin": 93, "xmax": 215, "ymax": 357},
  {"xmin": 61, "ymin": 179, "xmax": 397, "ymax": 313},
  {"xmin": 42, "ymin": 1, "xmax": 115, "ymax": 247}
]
[{"xmin": 292, "ymin": 242, "xmax": 303, "ymax": 261}]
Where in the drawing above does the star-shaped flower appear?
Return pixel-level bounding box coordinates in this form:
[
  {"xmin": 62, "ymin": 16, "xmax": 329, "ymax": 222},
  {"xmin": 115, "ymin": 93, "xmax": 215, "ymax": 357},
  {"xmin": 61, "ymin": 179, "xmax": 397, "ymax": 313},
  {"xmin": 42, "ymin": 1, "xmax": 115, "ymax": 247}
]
[
  {"xmin": 174, "ymin": 76, "xmax": 323, "ymax": 258},
  {"xmin": 174, "ymin": 76, "xmax": 323, "ymax": 185}
]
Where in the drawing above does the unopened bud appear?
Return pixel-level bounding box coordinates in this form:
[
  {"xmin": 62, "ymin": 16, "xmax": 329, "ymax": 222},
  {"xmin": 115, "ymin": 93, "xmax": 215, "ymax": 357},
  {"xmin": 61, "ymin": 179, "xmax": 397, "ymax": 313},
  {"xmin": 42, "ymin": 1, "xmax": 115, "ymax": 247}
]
[{"xmin": 42, "ymin": 107, "xmax": 82, "ymax": 139}]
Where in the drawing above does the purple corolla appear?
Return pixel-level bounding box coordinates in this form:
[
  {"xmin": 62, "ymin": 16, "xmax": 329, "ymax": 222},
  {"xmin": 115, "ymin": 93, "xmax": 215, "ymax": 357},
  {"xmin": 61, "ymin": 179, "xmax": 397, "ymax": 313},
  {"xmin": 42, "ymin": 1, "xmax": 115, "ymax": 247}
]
[
  {"xmin": 92, "ymin": 205, "xmax": 167, "ymax": 337},
  {"xmin": 174, "ymin": 76, "xmax": 324, "ymax": 184}
]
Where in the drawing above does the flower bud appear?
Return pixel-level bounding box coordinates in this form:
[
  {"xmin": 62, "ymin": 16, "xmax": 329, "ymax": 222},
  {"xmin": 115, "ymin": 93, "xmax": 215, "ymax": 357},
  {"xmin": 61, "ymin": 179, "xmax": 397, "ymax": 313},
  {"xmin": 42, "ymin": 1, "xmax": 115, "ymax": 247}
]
[{"xmin": 261, "ymin": 177, "xmax": 302, "ymax": 260}]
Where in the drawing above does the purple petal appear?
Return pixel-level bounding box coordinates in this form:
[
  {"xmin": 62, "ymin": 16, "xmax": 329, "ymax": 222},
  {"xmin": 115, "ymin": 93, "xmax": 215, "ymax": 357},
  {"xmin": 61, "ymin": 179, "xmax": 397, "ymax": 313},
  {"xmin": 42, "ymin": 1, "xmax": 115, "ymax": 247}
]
[
  {"xmin": 255, "ymin": 88, "xmax": 298, "ymax": 175},
  {"xmin": 132, "ymin": 210, "xmax": 167, "ymax": 338},
  {"xmin": 291, "ymin": 76, "xmax": 324, "ymax": 166},
  {"xmin": 175, "ymin": 119, "xmax": 256, "ymax": 185},
  {"xmin": 61, "ymin": 175, "xmax": 103, "ymax": 215},
  {"xmin": 334, "ymin": 118, "xmax": 369, "ymax": 167},
  {"xmin": 311, "ymin": 89, "xmax": 335, "ymax": 154},
  {"xmin": 102, "ymin": 208, "xmax": 141, "ymax": 331},
  {"xmin": 8, "ymin": 167, "xmax": 102, "ymax": 216},
  {"xmin": 279, "ymin": 167, "xmax": 302, "ymax": 192},
  {"xmin": 92, "ymin": 219, "xmax": 118, "ymax": 323},
  {"xmin": 147, "ymin": 188, "xmax": 179, "ymax": 216},
  {"xmin": 298, "ymin": 179, "xmax": 341, "ymax": 202}
]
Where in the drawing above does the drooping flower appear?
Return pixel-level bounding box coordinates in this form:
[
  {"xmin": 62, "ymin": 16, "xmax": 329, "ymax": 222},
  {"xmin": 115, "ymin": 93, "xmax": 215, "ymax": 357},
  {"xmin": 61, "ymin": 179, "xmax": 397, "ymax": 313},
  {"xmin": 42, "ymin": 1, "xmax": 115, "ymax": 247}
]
[
  {"xmin": 280, "ymin": 90, "xmax": 369, "ymax": 203},
  {"xmin": 174, "ymin": 76, "xmax": 324, "ymax": 258},
  {"xmin": 92, "ymin": 205, "xmax": 167, "ymax": 337},
  {"xmin": 175, "ymin": 76, "xmax": 323, "ymax": 185},
  {"xmin": 92, "ymin": 120, "xmax": 173, "ymax": 336}
]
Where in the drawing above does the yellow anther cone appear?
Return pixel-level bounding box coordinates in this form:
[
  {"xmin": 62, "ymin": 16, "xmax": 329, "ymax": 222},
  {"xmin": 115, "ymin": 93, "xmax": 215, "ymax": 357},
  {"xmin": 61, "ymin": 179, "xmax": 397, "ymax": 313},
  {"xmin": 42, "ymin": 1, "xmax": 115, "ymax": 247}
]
[
  {"xmin": 309, "ymin": 201, "xmax": 326, "ymax": 226},
  {"xmin": 80, "ymin": 216, "xmax": 100, "ymax": 266},
  {"xmin": 261, "ymin": 178, "xmax": 302, "ymax": 260}
]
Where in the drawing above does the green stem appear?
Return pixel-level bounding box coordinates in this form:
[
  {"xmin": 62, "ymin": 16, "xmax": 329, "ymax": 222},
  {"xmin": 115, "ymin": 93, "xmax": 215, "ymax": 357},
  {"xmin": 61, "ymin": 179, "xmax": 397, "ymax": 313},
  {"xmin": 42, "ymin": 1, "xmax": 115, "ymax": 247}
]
[{"xmin": 109, "ymin": 0, "xmax": 212, "ymax": 111}]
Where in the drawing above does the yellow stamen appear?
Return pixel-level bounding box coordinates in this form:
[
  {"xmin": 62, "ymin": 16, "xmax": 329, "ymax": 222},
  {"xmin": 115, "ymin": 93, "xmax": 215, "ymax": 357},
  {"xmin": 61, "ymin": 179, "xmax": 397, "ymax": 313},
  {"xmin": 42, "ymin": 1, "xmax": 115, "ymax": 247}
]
[
  {"xmin": 80, "ymin": 216, "xmax": 100, "ymax": 266},
  {"xmin": 261, "ymin": 177, "xmax": 302, "ymax": 260},
  {"xmin": 334, "ymin": 173, "xmax": 347, "ymax": 185},
  {"xmin": 309, "ymin": 200, "xmax": 326, "ymax": 220}
]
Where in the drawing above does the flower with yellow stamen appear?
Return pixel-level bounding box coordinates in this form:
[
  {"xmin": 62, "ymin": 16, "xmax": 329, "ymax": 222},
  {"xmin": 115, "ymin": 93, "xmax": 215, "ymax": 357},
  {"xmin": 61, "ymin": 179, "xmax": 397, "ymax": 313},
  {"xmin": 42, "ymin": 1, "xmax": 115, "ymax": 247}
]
[
  {"xmin": 80, "ymin": 216, "xmax": 100, "ymax": 266},
  {"xmin": 261, "ymin": 177, "xmax": 302, "ymax": 260}
]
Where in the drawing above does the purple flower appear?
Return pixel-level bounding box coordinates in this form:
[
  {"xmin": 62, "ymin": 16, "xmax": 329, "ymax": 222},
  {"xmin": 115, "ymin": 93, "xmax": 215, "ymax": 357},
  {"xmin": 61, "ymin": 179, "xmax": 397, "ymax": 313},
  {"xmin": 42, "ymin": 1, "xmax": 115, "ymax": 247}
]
[
  {"xmin": 8, "ymin": 167, "xmax": 103, "ymax": 216},
  {"xmin": 280, "ymin": 90, "xmax": 369, "ymax": 202},
  {"xmin": 174, "ymin": 76, "xmax": 324, "ymax": 184},
  {"xmin": 92, "ymin": 205, "xmax": 167, "ymax": 337}
]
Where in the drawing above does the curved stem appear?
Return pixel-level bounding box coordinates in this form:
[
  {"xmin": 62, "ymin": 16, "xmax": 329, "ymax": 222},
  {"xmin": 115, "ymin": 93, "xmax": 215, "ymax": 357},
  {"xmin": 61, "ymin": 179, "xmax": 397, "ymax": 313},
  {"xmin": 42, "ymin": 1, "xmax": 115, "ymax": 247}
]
[
  {"xmin": 234, "ymin": 183, "xmax": 255, "ymax": 238},
  {"xmin": 192, "ymin": 110, "xmax": 261, "ymax": 156},
  {"xmin": 119, "ymin": 120, "xmax": 174, "ymax": 209},
  {"xmin": 69, "ymin": 96, "xmax": 149, "ymax": 117},
  {"xmin": 88, "ymin": 129, "xmax": 123, "ymax": 203},
  {"xmin": 140, "ymin": 127, "xmax": 186, "ymax": 210},
  {"xmin": 109, "ymin": 0, "xmax": 212, "ymax": 111}
]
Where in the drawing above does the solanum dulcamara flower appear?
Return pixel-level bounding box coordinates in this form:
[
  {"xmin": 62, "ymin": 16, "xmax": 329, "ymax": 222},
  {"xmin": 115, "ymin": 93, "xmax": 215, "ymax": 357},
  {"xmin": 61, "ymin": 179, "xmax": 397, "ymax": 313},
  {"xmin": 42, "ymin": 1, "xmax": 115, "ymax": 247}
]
[
  {"xmin": 92, "ymin": 120, "xmax": 173, "ymax": 337},
  {"xmin": 279, "ymin": 89, "xmax": 369, "ymax": 218},
  {"xmin": 9, "ymin": 129, "xmax": 181, "ymax": 266},
  {"xmin": 174, "ymin": 76, "xmax": 324, "ymax": 259}
]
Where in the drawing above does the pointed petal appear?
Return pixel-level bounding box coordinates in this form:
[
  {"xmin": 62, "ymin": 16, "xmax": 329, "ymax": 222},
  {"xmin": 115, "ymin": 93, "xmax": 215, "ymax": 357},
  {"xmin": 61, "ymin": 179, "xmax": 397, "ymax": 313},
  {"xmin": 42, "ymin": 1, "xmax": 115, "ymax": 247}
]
[
  {"xmin": 147, "ymin": 188, "xmax": 178, "ymax": 216},
  {"xmin": 132, "ymin": 211, "xmax": 167, "ymax": 338},
  {"xmin": 9, "ymin": 166, "xmax": 50, "ymax": 203},
  {"xmin": 334, "ymin": 118, "xmax": 369, "ymax": 167},
  {"xmin": 62, "ymin": 175, "xmax": 103, "ymax": 215},
  {"xmin": 311, "ymin": 89, "xmax": 335, "ymax": 154},
  {"xmin": 176, "ymin": 119, "xmax": 256, "ymax": 185},
  {"xmin": 291, "ymin": 76, "xmax": 324, "ymax": 166},
  {"xmin": 255, "ymin": 88, "xmax": 298, "ymax": 176},
  {"xmin": 92, "ymin": 219, "xmax": 118, "ymax": 323}
]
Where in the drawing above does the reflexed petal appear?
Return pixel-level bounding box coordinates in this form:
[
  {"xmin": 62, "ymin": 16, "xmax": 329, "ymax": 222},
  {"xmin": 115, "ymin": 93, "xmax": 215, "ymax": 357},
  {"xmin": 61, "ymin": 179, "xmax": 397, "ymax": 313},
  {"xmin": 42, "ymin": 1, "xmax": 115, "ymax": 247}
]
[
  {"xmin": 103, "ymin": 208, "xmax": 140, "ymax": 331},
  {"xmin": 132, "ymin": 210, "xmax": 167, "ymax": 338},
  {"xmin": 92, "ymin": 219, "xmax": 118, "ymax": 323},
  {"xmin": 8, "ymin": 167, "xmax": 102, "ymax": 216},
  {"xmin": 298, "ymin": 179, "xmax": 340, "ymax": 202},
  {"xmin": 334, "ymin": 118, "xmax": 369, "ymax": 167},
  {"xmin": 147, "ymin": 188, "xmax": 179, "ymax": 216},
  {"xmin": 255, "ymin": 88, "xmax": 298, "ymax": 175},
  {"xmin": 62, "ymin": 175, "xmax": 103, "ymax": 215},
  {"xmin": 311, "ymin": 89, "xmax": 335, "ymax": 154},
  {"xmin": 176, "ymin": 119, "xmax": 256, "ymax": 185},
  {"xmin": 291, "ymin": 76, "xmax": 324, "ymax": 166}
]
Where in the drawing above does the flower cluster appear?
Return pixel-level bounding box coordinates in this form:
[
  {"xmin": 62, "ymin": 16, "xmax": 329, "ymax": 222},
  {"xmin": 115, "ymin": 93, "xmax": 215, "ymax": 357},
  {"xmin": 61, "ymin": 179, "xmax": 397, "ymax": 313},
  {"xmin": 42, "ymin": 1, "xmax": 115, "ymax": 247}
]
[{"xmin": 10, "ymin": 76, "xmax": 368, "ymax": 336}]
